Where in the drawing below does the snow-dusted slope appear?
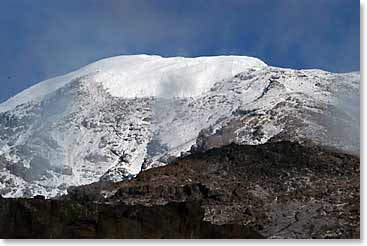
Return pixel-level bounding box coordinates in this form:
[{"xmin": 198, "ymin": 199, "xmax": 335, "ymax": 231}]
[{"xmin": 0, "ymin": 55, "xmax": 359, "ymax": 198}]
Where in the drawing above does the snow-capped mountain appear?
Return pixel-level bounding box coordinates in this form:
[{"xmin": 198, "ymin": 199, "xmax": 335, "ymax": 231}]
[{"xmin": 0, "ymin": 55, "xmax": 359, "ymax": 198}]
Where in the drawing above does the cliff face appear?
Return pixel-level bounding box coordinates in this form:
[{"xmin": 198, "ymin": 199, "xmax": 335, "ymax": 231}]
[{"xmin": 0, "ymin": 141, "xmax": 360, "ymax": 239}]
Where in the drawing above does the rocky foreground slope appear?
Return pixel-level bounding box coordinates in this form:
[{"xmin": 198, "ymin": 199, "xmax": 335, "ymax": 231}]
[{"xmin": 0, "ymin": 141, "xmax": 359, "ymax": 239}]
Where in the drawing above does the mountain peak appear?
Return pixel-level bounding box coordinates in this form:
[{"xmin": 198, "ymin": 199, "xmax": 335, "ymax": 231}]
[{"xmin": 0, "ymin": 55, "xmax": 358, "ymax": 198}]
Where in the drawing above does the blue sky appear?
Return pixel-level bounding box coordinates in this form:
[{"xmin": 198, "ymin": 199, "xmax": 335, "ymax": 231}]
[{"xmin": 0, "ymin": 0, "xmax": 360, "ymax": 103}]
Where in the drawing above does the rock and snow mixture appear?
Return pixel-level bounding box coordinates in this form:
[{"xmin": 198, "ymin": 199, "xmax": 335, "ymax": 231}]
[{"xmin": 0, "ymin": 55, "xmax": 359, "ymax": 197}]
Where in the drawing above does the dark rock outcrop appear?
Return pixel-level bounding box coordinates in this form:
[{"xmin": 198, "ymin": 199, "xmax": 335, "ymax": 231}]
[
  {"xmin": 0, "ymin": 199, "xmax": 262, "ymax": 239},
  {"xmin": 0, "ymin": 141, "xmax": 360, "ymax": 238}
]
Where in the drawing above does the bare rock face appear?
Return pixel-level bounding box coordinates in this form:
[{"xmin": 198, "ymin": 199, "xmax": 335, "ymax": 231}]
[{"xmin": 0, "ymin": 141, "xmax": 359, "ymax": 239}]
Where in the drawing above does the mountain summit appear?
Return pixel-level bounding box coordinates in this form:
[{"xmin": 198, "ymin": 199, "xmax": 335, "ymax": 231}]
[{"xmin": 0, "ymin": 55, "xmax": 359, "ymax": 197}]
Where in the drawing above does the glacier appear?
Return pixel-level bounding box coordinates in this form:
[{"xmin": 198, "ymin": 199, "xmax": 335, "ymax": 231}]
[{"xmin": 0, "ymin": 55, "xmax": 266, "ymax": 113}]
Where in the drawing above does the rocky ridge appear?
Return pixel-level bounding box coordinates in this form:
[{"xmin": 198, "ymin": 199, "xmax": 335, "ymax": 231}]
[{"xmin": 0, "ymin": 141, "xmax": 359, "ymax": 238}]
